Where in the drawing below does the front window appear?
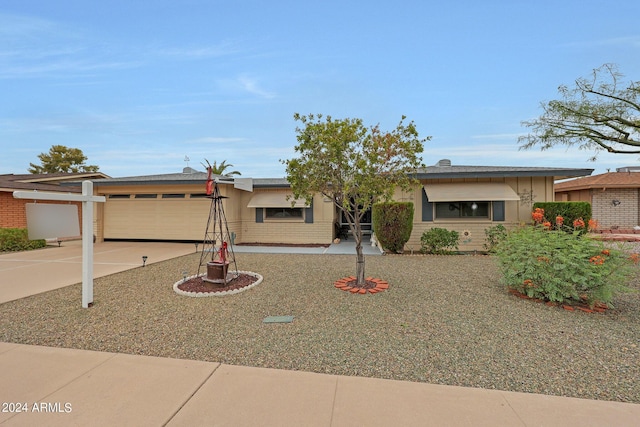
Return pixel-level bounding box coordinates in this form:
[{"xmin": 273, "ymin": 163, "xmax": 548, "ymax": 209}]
[
  {"xmin": 265, "ymin": 208, "xmax": 304, "ymax": 219},
  {"xmin": 435, "ymin": 202, "xmax": 489, "ymax": 219}
]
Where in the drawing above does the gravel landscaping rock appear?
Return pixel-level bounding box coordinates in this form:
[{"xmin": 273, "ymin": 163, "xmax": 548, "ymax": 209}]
[{"xmin": 1, "ymin": 252, "xmax": 639, "ymax": 403}]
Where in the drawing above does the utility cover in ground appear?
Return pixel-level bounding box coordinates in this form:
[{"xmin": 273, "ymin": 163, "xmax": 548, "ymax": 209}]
[{"xmin": 263, "ymin": 315, "xmax": 294, "ymax": 323}]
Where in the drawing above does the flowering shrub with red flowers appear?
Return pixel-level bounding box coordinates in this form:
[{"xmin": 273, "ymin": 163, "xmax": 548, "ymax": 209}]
[
  {"xmin": 530, "ymin": 207, "xmax": 595, "ymax": 235},
  {"xmin": 531, "ymin": 207, "xmax": 545, "ymax": 224},
  {"xmin": 495, "ymin": 225, "xmax": 636, "ymax": 307}
]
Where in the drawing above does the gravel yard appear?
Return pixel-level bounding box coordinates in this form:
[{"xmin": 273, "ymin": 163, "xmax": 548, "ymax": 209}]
[{"xmin": 1, "ymin": 252, "xmax": 639, "ymax": 403}]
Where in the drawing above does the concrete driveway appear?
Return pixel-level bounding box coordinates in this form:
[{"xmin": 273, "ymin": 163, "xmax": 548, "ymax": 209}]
[{"xmin": 0, "ymin": 241, "xmax": 195, "ymax": 304}]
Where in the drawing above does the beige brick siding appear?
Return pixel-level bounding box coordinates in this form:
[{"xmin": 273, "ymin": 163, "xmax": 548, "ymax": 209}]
[
  {"xmin": 404, "ymin": 221, "xmax": 519, "ymax": 253},
  {"xmin": 240, "ymin": 220, "xmax": 333, "ymax": 244},
  {"xmin": 592, "ymin": 188, "xmax": 639, "ymax": 229}
]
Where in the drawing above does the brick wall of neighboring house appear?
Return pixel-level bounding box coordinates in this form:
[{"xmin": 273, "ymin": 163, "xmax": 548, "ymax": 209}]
[
  {"xmin": 0, "ymin": 192, "xmax": 82, "ymax": 231},
  {"xmin": 0, "ymin": 192, "xmax": 25, "ymax": 228},
  {"xmin": 592, "ymin": 188, "xmax": 639, "ymax": 229}
]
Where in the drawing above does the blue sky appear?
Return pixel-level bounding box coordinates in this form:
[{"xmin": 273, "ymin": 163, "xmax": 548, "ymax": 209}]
[{"xmin": 1, "ymin": 0, "xmax": 639, "ymax": 178}]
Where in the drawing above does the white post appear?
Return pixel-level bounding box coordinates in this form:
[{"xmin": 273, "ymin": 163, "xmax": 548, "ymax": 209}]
[
  {"xmin": 82, "ymin": 181, "xmax": 94, "ymax": 307},
  {"xmin": 13, "ymin": 180, "xmax": 105, "ymax": 308}
]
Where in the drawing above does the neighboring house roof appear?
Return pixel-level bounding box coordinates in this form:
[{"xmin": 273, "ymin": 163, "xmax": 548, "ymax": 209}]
[
  {"xmin": 0, "ymin": 172, "xmax": 109, "ymax": 193},
  {"xmin": 555, "ymin": 172, "xmax": 640, "ymax": 191}
]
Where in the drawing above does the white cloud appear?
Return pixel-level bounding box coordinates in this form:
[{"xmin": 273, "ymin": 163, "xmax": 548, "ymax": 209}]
[
  {"xmin": 0, "ymin": 13, "xmax": 58, "ymax": 38},
  {"xmin": 236, "ymin": 74, "xmax": 276, "ymax": 99},
  {"xmin": 0, "ymin": 13, "xmax": 143, "ymax": 80},
  {"xmin": 215, "ymin": 73, "xmax": 277, "ymax": 99},
  {"xmin": 561, "ymin": 35, "xmax": 640, "ymax": 49},
  {"xmin": 156, "ymin": 40, "xmax": 242, "ymax": 59},
  {"xmin": 600, "ymin": 36, "xmax": 640, "ymax": 47},
  {"xmin": 470, "ymin": 133, "xmax": 524, "ymax": 140}
]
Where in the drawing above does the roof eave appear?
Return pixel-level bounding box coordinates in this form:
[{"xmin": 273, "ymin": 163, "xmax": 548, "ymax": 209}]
[
  {"xmin": 88, "ymin": 179, "xmax": 207, "ymax": 187},
  {"xmin": 416, "ymin": 169, "xmax": 594, "ymax": 180}
]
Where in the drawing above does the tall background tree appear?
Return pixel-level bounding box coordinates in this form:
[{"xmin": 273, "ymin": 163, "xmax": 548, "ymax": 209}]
[
  {"xmin": 29, "ymin": 145, "xmax": 99, "ymax": 173},
  {"xmin": 283, "ymin": 113, "xmax": 428, "ymax": 287},
  {"xmin": 519, "ymin": 64, "xmax": 640, "ymax": 160}
]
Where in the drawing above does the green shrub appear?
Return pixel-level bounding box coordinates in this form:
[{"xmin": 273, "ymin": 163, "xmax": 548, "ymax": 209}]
[
  {"xmin": 483, "ymin": 224, "xmax": 507, "ymax": 253},
  {"xmin": 420, "ymin": 227, "xmax": 459, "ymax": 254},
  {"xmin": 495, "ymin": 225, "xmax": 635, "ymax": 307},
  {"xmin": 372, "ymin": 202, "xmax": 414, "ymax": 253},
  {"xmin": 0, "ymin": 228, "xmax": 47, "ymax": 252}
]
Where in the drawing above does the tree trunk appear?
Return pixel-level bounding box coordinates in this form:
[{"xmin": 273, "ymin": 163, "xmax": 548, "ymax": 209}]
[
  {"xmin": 339, "ymin": 202, "xmax": 367, "ymax": 286},
  {"xmin": 354, "ymin": 227, "xmax": 366, "ymax": 286},
  {"xmin": 355, "ymin": 240, "xmax": 366, "ymax": 286}
]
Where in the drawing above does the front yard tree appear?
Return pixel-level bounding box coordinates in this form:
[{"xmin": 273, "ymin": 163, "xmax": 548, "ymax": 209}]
[
  {"xmin": 519, "ymin": 64, "xmax": 640, "ymax": 160},
  {"xmin": 29, "ymin": 145, "xmax": 99, "ymax": 173},
  {"xmin": 284, "ymin": 113, "xmax": 428, "ymax": 287}
]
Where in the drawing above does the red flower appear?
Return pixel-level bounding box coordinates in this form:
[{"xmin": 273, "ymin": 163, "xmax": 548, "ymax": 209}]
[
  {"xmin": 573, "ymin": 218, "xmax": 586, "ymax": 228},
  {"xmin": 589, "ymin": 255, "xmax": 605, "ymax": 265},
  {"xmin": 556, "ymin": 216, "xmax": 564, "ymax": 226},
  {"xmin": 588, "ymin": 219, "xmax": 598, "ymax": 231},
  {"xmin": 531, "ymin": 208, "xmax": 545, "ymax": 224}
]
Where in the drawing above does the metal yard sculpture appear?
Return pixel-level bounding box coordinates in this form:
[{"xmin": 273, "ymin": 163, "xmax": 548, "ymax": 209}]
[
  {"xmin": 173, "ymin": 162, "xmax": 262, "ymax": 297},
  {"xmin": 197, "ymin": 163, "xmax": 239, "ymax": 285}
]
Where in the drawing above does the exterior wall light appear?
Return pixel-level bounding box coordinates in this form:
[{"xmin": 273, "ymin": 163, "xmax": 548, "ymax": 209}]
[{"xmin": 612, "ymin": 199, "xmax": 621, "ymax": 206}]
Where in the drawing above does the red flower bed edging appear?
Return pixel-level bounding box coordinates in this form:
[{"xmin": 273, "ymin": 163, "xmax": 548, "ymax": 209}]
[
  {"xmin": 508, "ymin": 288, "xmax": 609, "ymax": 314},
  {"xmin": 334, "ymin": 276, "xmax": 389, "ymax": 294}
]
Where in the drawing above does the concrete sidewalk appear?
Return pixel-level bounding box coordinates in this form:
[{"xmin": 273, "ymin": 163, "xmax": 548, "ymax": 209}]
[
  {"xmin": 1, "ymin": 342, "xmax": 639, "ymax": 427},
  {"xmin": 1, "ymin": 241, "xmax": 640, "ymax": 426}
]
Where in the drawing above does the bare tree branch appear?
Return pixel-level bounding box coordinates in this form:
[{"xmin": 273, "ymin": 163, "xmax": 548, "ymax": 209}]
[{"xmin": 520, "ymin": 64, "xmax": 640, "ymax": 160}]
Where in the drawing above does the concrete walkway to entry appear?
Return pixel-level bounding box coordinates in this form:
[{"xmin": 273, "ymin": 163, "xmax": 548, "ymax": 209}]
[
  {"xmin": 234, "ymin": 240, "xmax": 383, "ymax": 255},
  {"xmin": 1, "ymin": 241, "xmax": 639, "ymax": 426}
]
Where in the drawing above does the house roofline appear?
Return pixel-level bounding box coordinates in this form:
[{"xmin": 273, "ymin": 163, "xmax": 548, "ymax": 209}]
[
  {"xmin": 70, "ymin": 165, "xmax": 594, "ymax": 188},
  {"xmin": 415, "ymin": 168, "xmax": 594, "ymax": 180}
]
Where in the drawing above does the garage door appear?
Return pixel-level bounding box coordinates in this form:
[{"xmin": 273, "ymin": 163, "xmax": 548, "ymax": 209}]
[{"xmin": 103, "ymin": 194, "xmax": 211, "ymax": 240}]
